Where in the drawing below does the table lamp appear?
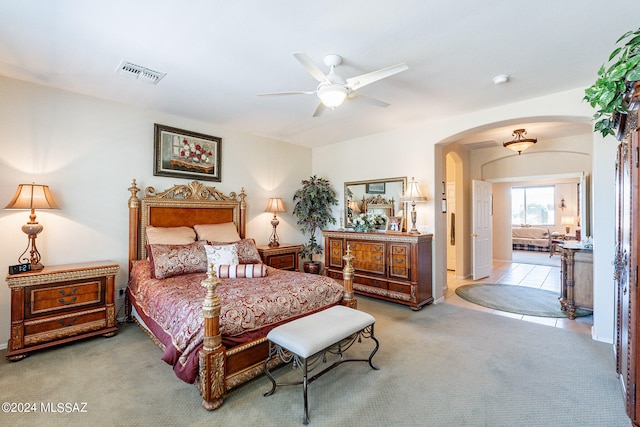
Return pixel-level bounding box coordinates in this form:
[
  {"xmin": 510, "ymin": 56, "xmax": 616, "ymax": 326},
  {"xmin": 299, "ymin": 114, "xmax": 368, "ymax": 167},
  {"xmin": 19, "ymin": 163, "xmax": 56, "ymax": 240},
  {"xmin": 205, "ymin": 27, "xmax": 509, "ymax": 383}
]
[
  {"xmin": 265, "ymin": 197, "xmax": 285, "ymax": 247},
  {"xmin": 561, "ymin": 216, "xmax": 575, "ymax": 235},
  {"xmin": 401, "ymin": 177, "xmax": 427, "ymax": 234},
  {"xmin": 5, "ymin": 183, "xmax": 59, "ymax": 270}
]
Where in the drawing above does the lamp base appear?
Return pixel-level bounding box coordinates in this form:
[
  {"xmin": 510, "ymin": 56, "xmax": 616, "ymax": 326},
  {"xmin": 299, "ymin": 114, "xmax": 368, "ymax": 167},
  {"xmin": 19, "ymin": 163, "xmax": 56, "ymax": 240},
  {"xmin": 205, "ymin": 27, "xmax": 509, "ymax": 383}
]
[
  {"xmin": 268, "ymin": 217, "xmax": 280, "ymax": 247},
  {"xmin": 20, "ymin": 221, "xmax": 45, "ymax": 270}
]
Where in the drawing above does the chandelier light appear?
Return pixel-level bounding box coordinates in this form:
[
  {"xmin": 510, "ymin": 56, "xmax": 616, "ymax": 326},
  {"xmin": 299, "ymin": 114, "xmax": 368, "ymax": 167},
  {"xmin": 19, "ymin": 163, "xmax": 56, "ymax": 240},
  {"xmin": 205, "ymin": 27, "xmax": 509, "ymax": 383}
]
[
  {"xmin": 317, "ymin": 84, "xmax": 348, "ymax": 108},
  {"xmin": 503, "ymin": 129, "xmax": 537, "ymax": 155}
]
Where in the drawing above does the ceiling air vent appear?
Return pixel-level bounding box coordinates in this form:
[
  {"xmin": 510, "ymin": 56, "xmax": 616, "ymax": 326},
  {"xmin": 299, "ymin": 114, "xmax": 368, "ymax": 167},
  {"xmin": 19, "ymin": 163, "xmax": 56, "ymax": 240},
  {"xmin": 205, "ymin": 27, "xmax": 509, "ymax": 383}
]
[{"xmin": 116, "ymin": 60, "xmax": 166, "ymax": 85}]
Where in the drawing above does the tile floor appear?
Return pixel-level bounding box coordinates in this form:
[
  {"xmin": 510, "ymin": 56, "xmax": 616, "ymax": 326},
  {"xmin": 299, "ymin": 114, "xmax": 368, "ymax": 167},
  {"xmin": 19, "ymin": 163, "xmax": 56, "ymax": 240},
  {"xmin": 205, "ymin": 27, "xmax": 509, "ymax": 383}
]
[{"xmin": 443, "ymin": 254, "xmax": 593, "ymax": 335}]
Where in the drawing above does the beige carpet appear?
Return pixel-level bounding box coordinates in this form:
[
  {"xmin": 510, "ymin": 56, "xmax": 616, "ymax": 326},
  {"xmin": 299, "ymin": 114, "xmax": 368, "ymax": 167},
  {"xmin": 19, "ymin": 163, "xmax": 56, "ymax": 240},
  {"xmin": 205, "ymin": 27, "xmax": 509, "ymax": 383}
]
[{"xmin": 0, "ymin": 296, "xmax": 628, "ymax": 426}]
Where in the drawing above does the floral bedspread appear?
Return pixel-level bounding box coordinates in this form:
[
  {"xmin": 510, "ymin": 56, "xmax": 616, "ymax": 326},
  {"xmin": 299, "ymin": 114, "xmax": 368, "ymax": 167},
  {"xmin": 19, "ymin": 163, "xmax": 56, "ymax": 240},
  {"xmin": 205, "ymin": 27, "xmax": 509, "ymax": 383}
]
[{"xmin": 128, "ymin": 259, "xmax": 343, "ymax": 381}]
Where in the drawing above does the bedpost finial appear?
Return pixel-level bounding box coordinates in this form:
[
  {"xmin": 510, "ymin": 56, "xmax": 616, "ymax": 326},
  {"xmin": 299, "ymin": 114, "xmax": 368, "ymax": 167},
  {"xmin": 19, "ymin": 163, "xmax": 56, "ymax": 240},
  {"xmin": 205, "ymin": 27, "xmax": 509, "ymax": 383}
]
[
  {"xmin": 128, "ymin": 179, "xmax": 140, "ymax": 208},
  {"xmin": 342, "ymin": 245, "xmax": 355, "ymax": 305},
  {"xmin": 202, "ymin": 263, "xmax": 221, "ymax": 293},
  {"xmin": 202, "ymin": 264, "xmax": 222, "ymax": 352}
]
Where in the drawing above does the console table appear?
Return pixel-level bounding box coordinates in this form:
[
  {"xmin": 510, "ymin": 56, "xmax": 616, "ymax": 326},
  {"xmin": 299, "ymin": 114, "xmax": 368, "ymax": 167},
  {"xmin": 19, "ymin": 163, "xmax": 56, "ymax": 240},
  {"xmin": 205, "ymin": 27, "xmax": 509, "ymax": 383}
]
[
  {"xmin": 322, "ymin": 230, "xmax": 433, "ymax": 310},
  {"xmin": 559, "ymin": 243, "xmax": 593, "ymax": 319}
]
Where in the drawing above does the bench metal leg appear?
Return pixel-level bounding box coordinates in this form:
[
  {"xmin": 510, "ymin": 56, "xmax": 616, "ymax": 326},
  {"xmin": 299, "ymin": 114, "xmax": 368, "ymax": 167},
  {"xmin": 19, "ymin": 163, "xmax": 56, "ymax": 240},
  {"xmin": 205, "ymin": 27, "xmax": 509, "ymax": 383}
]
[
  {"xmin": 303, "ymin": 358, "xmax": 309, "ymax": 424},
  {"xmin": 264, "ymin": 324, "xmax": 379, "ymax": 424}
]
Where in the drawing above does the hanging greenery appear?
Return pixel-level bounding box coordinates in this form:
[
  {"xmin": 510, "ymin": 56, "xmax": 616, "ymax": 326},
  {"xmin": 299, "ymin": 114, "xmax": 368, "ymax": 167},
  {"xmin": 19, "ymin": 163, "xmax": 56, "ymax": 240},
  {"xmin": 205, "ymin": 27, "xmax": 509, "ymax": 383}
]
[{"xmin": 584, "ymin": 28, "xmax": 640, "ymax": 137}]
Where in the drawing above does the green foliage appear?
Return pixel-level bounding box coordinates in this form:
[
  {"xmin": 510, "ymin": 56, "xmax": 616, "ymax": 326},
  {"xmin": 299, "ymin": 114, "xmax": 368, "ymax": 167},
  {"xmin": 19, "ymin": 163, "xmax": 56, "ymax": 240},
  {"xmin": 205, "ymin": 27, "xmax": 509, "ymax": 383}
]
[
  {"xmin": 584, "ymin": 28, "xmax": 640, "ymax": 137},
  {"xmin": 292, "ymin": 175, "xmax": 339, "ymax": 261}
]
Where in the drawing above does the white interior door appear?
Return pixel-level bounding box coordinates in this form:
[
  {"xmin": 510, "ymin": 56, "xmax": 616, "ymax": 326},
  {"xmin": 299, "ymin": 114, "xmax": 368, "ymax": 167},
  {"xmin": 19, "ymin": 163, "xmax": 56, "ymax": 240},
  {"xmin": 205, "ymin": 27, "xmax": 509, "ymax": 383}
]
[{"xmin": 472, "ymin": 180, "xmax": 492, "ymax": 280}]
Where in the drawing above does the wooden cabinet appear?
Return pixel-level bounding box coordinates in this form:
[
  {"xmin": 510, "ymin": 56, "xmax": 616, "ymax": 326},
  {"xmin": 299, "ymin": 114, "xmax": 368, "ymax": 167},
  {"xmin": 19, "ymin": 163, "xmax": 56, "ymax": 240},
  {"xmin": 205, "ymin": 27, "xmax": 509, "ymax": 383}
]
[
  {"xmin": 559, "ymin": 244, "xmax": 593, "ymax": 319},
  {"xmin": 322, "ymin": 230, "xmax": 433, "ymax": 310},
  {"xmin": 257, "ymin": 244, "xmax": 303, "ymax": 271},
  {"xmin": 6, "ymin": 261, "xmax": 119, "ymax": 361},
  {"xmin": 614, "ymin": 121, "xmax": 640, "ymax": 425}
]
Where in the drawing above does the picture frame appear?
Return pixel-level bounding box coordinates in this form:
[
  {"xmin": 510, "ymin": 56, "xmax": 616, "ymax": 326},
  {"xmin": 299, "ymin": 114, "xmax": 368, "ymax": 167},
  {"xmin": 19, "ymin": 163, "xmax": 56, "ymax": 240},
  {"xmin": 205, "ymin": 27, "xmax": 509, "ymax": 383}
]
[
  {"xmin": 153, "ymin": 124, "xmax": 221, "ymax": 182},
  {"xmin": 386, "ymin": 216, "xmax": 404, "ymax": 233},
  {"xmin": 366, "ymin": 182, "xmax": 385, "ymax": 194}
]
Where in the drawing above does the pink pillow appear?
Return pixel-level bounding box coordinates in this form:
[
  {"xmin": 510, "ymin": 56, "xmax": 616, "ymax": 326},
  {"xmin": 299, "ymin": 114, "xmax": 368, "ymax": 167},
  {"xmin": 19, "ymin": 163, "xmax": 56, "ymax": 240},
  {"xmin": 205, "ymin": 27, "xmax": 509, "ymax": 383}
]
[
  {"xmin": 147, "ymin": 241, "xmax": 208, "ymax": 279},
  {"xmin": 146, "ymin": 226, "xmax": 196, "ymax": 245},
  {"xmin": 194, "ymin": 223, "xmax": 241, "ymax": 242},
  {"xmin": 217, "ymin": 264, "xmax": 267, "ymax": 278}
]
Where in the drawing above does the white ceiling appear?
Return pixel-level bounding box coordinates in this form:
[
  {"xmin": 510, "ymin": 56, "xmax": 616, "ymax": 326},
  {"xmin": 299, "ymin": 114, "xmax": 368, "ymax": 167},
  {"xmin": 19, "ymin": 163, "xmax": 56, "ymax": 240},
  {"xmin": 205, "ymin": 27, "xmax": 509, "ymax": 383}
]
[{"xmin": 0, "ymin": 0, "xmax": 636, "ymax": 148}]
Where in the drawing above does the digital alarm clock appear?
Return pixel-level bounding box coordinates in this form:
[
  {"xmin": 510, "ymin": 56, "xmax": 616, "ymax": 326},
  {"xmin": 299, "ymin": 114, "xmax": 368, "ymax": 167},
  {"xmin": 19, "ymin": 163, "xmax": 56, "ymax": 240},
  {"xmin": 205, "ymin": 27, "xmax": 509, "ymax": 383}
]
[{"xmin": 8, "ymin": 263, "xmax": 31, "ymax": 275}]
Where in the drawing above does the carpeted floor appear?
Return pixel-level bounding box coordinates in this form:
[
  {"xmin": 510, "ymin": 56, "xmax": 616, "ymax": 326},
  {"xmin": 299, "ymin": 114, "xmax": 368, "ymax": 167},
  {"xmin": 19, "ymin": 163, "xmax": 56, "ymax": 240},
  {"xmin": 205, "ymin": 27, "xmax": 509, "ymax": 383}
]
[
  {"xmin": 0, "ymin": 296, "xmax": 628, "ymax": 426},
  {"xmin": 455, "ymin": 283, "xmax": 591, "ymax": 318}
]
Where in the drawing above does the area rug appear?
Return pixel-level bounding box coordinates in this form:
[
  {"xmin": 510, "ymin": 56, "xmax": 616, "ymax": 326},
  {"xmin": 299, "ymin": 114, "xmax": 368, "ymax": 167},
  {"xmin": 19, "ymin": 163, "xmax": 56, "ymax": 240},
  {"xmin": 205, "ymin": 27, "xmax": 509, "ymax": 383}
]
[{"xmin": 455, "ymin": 283, "xmax": 591, "ymax": 317}]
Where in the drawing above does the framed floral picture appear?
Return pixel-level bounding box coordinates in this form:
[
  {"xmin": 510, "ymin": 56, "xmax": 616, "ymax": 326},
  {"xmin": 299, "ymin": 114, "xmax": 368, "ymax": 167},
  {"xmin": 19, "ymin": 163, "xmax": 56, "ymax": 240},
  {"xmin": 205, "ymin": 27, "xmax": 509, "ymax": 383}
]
[{"xmin": 153, "ymin": 124, "xmax": 221, "ymax": 181}]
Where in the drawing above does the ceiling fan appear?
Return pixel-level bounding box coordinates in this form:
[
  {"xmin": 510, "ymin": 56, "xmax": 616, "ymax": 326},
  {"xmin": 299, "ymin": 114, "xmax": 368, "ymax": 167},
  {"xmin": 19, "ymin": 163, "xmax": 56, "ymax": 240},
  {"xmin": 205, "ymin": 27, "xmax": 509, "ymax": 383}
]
[{"xmin": 257, "ymin": 53, "xmax": 409, "ymax": 117}]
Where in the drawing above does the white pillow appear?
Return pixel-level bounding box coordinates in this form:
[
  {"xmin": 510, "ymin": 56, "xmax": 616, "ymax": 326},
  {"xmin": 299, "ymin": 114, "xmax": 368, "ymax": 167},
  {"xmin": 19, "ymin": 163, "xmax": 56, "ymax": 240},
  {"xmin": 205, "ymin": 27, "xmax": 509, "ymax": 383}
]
[
  {"xmin": 194, "ymin": 223, "xmax": 241, "ymax": 242},
  {"xmin": 204, "ymin": 244, "xmax": 239, "ymax": 273}
]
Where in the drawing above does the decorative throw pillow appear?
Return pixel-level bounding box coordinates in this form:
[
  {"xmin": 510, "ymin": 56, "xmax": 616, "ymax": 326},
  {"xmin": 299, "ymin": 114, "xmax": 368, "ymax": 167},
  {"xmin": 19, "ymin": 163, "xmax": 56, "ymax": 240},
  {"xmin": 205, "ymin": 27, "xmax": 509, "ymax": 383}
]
[
  {"xmin": 209, "ymin": 238, "xmax": 262, "ymax": 264},
  {"xmin": 146, "ymin": 226, "xmax": 196, "ymax": 245},
  {"xmin": 217, "ymin": 264, "xmax": 267, "ymax": 278},
  {"xmin": 204, "ymin": 244, "xmax": 239, "ymax": 269},
  {"xmin": 194, "ymin": 223, "xmax": 241, "ymax": 243},
  {"xmin": 147, "ymin": 241, "xmax": 208, "ymax": 279}
]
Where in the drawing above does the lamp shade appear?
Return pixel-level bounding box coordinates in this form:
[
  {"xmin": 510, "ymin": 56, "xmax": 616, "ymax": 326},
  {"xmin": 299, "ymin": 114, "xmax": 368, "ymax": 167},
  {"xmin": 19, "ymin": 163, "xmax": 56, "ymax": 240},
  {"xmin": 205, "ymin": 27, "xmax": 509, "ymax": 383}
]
[
  {"xmin": 265, "ymin": 197, "xmax": 285, "ymax": 213},
  {"xmin": 348, "ymin": 200, "xmax": 361, "ymax": 213},
  {"xmin": 560, "ymin": 216, "xmax": 575, "ymax": 226},
  {"xmin": 5, "ymin": 184, "xmax": 59, "ymax": 210},
  {"xmin": 401, "ymin": 177, "xmax": 427, "ymax": 202}
]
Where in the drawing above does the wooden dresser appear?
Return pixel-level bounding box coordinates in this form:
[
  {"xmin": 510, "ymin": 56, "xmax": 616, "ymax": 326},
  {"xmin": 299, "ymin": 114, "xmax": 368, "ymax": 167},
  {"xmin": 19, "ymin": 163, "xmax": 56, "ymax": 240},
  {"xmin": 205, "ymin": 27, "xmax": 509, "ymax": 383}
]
[
  {"xmin": 322, "ymin": 230, "xmax": 433, "ymax": 310},
  {"xmin": 5, "ymin": 261, "xmax": 119, "ymax": 361}
]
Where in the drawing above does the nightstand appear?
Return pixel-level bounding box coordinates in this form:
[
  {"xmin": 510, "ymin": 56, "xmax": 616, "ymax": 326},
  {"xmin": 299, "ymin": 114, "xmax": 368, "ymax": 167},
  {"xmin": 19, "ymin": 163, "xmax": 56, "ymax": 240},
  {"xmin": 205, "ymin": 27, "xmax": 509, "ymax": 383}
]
[
  {"xmin": 257, "ymin": 244, "xmax": 303, "ymax": 271},
  {"xmin": 6, "ymin": 261, "xmax": 120, "ymax": 361}
]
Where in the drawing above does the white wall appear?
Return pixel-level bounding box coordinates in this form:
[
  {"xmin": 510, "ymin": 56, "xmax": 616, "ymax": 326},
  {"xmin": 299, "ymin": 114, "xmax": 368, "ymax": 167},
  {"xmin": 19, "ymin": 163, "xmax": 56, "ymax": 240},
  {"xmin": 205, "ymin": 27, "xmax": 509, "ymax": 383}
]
[
  {"xmin": 314, "ymin": 87, "xmax": 617, "ymax": 343},
  {"xmin": 0, "ymin": 76, "xmax": 313, "ymax": 348}
]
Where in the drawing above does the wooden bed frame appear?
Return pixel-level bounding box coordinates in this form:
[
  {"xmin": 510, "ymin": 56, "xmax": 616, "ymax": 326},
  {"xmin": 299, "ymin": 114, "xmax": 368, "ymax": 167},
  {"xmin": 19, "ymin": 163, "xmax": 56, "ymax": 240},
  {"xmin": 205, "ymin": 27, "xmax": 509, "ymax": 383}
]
[{"xmin": 125, "ymin": 179, "xmax": 356, "ymax": 410}]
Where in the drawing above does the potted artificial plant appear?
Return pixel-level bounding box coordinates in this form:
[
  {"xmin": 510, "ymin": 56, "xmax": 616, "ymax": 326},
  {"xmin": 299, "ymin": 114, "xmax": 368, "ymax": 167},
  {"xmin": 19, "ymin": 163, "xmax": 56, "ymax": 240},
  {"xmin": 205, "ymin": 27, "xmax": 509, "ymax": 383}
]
[
  {"xmin": 584, "ymin": 27, "xmax": 640, "ymax": 138},
  {"xmin": 292, "ymin": 175, "xmax": 338, "ymax": 274}
]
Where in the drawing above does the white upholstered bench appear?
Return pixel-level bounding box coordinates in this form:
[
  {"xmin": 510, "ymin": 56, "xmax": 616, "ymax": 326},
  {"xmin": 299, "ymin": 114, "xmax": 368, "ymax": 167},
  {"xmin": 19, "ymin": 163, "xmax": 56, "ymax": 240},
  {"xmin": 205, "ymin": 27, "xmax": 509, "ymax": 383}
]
[{"xmin": 263, "ymin": 305, "xmax": 379, "ymax": 424}]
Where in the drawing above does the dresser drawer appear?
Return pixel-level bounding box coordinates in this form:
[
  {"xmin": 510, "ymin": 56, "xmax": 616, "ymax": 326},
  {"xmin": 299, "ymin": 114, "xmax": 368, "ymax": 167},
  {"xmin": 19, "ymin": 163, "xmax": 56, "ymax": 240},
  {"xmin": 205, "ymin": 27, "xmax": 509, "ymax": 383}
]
[
  {"xmin": 327, "ymin": 270, "xmax": 343, "ymax": 280},
  {"xmin": 268, "ymin": 254, "xmax": 296, "ymax": 270},
  {"xmin": 27, "ymin": 278, "xmax": 104, "ymax": 317},
  {"xmin": 355, "ymin": 275, "xmax": 387, "ymax": 290},
  {"xmin": 24, "ymin": 308, "xmax": 107, "ymax": 346},
  {"xmin": 388, "ymin": 282, "xmax": 411, "ymax": 294}
]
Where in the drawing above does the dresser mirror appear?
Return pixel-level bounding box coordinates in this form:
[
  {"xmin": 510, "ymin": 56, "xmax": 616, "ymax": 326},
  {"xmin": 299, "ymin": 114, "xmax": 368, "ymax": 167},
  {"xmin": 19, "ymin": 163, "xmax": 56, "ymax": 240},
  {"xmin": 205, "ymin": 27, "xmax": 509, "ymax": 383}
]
[{"xmin": 344, "ymin": 177, "xmax": 407, "ymax": 229}]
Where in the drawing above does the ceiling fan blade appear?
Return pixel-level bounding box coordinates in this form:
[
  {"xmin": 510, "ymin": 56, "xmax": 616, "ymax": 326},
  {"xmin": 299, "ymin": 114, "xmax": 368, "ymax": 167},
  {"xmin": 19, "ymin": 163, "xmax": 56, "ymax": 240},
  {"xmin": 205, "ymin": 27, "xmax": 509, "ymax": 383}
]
[
  {"xmin": 312, "ymin": 102, "xmax": 326, "ymax": 118},
  {"xmin": 346, "ymin": 63, "xmax": 408, "ymax": 91},
  {"xmin": 294, "ymin": 53, "xmax": 332, "ymax": 85},
  {"xmin": 257, "ymin": 90, "xmax": 315, "ymax": 96},
  {"xmin": 348, "ymin": 92, "xmax": 390, "ymax": 108}
]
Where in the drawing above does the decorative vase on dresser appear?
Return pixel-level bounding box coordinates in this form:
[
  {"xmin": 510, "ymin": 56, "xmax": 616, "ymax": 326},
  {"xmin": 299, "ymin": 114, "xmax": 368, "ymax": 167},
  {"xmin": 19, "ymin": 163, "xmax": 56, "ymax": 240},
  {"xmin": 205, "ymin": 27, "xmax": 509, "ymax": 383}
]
[{"xmin": 322, "ymin": 230, "xmax": 433, "ymax": 310}]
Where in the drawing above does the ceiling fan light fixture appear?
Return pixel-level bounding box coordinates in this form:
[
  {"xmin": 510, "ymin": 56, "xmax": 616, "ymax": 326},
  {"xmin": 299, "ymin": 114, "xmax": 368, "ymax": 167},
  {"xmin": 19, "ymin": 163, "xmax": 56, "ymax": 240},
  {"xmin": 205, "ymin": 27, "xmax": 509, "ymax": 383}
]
[
  {"xmin": 503, "ymin": 128, "xmax": 537, "ymax": 155},
  {"xmin": 318, "ymin": 84, "xmax": 348, "ymax": 108}
]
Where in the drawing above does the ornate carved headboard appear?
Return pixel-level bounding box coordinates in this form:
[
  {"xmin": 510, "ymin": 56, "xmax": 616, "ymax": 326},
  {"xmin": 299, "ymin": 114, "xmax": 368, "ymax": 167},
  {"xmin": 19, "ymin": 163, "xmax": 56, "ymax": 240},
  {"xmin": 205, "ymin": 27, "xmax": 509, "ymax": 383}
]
[
  {"xmin": 363, "ymin": 195, "xmax": 395, "ymax": 217},
  {"xmin": 127, "ymin": 179, "xmax": 247, "ymax": 269}
]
